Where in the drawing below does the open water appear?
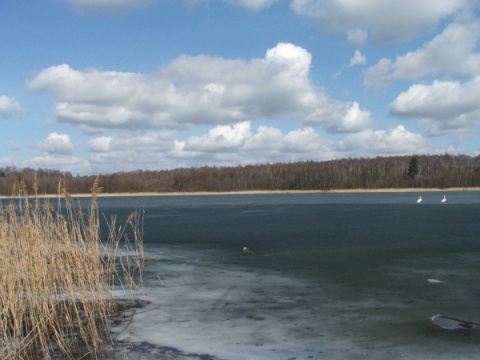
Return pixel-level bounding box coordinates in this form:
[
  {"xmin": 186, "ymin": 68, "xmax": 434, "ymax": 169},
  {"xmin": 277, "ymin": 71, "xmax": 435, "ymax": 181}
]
[{"xmin": 25, "ymin": 192, "xmax": 480, "ymax": 359}]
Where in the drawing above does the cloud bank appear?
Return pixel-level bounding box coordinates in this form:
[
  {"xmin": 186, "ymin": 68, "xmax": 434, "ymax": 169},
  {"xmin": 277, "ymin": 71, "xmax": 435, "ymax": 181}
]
[
  {"xmin": 28, "ymin": 43, "xmax": 373, "ymax": 134},
  {"xmin": 22, "ymin": 40, "xmax": 449, "ymax": 174}
]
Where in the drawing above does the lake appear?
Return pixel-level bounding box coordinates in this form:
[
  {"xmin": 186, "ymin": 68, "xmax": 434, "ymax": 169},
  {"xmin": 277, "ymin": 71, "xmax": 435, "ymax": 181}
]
[{"xmin": 34, "ymin": 192, "xmax": 480, "ymax": 359}]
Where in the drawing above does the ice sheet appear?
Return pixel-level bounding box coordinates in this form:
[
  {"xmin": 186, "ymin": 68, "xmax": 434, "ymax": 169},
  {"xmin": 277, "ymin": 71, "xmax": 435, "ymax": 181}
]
[{"xmin": 111, "ymin": 246, "xmax": 480, "ymax": 360}]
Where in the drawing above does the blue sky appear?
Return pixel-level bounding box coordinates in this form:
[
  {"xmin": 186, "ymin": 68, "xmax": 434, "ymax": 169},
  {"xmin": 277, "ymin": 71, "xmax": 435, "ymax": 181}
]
[{"xmin": 1, "ymin": 0, "xmax": 479, "ymax": 175}]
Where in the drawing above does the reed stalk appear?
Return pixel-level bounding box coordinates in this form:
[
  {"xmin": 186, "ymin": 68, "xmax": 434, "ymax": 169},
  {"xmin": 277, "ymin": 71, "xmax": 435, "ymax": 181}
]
[{"xmin": 0, "ymin": 177, "xmax": 144, "ymax": 359}]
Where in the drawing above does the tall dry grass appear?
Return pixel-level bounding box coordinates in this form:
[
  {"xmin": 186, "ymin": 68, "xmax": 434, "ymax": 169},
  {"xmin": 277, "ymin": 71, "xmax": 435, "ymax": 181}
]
[{"xmin": 0, "ymin": 178, "xmax": 144, "ymax": 359}]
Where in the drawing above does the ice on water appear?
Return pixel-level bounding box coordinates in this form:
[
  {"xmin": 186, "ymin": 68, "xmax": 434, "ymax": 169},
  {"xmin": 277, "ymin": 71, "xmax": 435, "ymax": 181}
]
[
  {"xmin": 113, "ymin": 246, "xmax": 328, "ymax": 359},
  {"xmin": 104, "ymin": 192, "xmax": 480, "ymax": 359},
  {"xmin": 111, "ymin": 245, "xmax": 480, "ymax": 360}
]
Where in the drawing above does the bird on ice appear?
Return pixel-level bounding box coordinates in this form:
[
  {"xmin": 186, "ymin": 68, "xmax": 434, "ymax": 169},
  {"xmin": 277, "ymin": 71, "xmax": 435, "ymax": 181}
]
[
  {"xmin": 417, "ymin": 196, "xmax": 422, "ymax": 203},
  {"xmin": 243, "ymin": 246, "xmax": 254, "ymax": 254}
]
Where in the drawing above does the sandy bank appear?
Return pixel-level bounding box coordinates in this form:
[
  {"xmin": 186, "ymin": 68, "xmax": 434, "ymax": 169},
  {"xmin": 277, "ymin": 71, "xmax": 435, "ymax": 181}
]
[{"xmin": 2, "ymin": 187, "xmax": 479, "ymax": 199}]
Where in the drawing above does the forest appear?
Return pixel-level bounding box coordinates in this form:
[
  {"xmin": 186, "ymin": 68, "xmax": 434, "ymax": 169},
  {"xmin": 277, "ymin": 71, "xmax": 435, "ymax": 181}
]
[{"xmin": 1, "ymin": 154, "xmax": 480, "ymax": 196}]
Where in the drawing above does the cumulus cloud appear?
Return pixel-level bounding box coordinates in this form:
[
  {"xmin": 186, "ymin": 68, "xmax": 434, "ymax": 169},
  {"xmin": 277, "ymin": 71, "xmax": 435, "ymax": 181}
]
[
  {"xmin": 389, "ymin": 77, "xmax": 480, "ymax": 135},
  {"xmin": 368, "ymin": 20, "xmax": 480, "ymax": 138},
  {"xmin": 291, "ymin": 0, "xmax": 467, "ymax": 44},
  {"xmin": 80, "ymin": 120, "xmax": 432, "ymax": 174},
  {"xmin": 30, "ymin": 153, "xmax": 90, "ymax": 174},
  {"xmin": 305, "ymin": 101, "xmax": 373, "ymax": 133},
  {"xmin": 392, "ymin": 23, "xmax": 478, "ymax": 79},
  {"xmin": 83, "ymin": 122, "xmax": 339, "ymax": 173},
  {"xmin": 28, "ymin": 43, "xmax": 373, "ymax": 134},
  {"xmin": 0, "ymin": 95, "xmax": 24, "ymax": 118},
  {"xmin": 88, "ymin": 136, "xmax": 112, "ymax": 152},
  {"xmin": 182, "ymin": 122, "xmax": 331, "ymax": 157},
  {"xmin": 339, "ymin": 125, "xmax": 428, "ymax": 155},
  {"xmin": 86, "ymin": 131, "xmax": 178, "ymax": 172},
  {"xmin": 364, "ymin": 22, "xmax": 480, "ymax": 86},
  {"xmin": 92, "ymin": 131, "xmax": 173, "ymax": 152},
  {"xmin": 37, "ymin": 132, "xmax": 75, "ymax": 154},
  {"xmin": 184, "ymin": 122, "xmax": 252, "ymax": 152}
]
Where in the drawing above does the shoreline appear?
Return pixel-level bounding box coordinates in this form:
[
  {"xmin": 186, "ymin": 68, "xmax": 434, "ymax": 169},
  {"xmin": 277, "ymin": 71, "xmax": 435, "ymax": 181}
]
[{"xmin": 1, "ymin": 187, "xmax": 479, "ymax": 199}]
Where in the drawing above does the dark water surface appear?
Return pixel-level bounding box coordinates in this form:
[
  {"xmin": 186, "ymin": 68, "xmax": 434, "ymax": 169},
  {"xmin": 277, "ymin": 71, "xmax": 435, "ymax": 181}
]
[{"xmin": 94, "ymin": 192, "xmax": 480, "ymax": 359}]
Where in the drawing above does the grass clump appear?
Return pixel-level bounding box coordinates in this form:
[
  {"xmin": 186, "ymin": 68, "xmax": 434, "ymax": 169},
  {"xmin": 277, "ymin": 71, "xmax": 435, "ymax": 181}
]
[{"xmin": 0, "ymin": 178, "xmax": 144, "ymax": 359}]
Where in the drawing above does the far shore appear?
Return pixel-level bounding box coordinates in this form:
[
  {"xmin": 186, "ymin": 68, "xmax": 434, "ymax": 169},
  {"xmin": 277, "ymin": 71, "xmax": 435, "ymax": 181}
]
[{"xmin": 2, "ymin": 187, "xmax": 480, "ymax": 199}]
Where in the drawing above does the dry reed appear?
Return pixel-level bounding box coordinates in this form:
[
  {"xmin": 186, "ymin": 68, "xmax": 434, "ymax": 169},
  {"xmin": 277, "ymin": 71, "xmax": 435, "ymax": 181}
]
[{"xmin": 0, "ymin": 177, "xmax": 144, "ymax": 359}]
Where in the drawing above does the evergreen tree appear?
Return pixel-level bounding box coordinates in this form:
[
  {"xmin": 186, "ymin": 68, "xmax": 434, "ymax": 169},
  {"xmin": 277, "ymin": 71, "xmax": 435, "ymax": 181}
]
[
  {"xmin": 407, "ymin": 156, "xmax": 419, "ymax": 177},
  {"xmin": 407, "ymin": 156, "xmax": 420, "ymax": 187}
]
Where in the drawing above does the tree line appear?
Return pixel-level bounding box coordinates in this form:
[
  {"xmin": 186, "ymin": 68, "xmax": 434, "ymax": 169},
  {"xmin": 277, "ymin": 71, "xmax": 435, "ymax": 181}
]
[{"xmin": 1, "ymin": 154, "xmax": 480, "ymax": 196}]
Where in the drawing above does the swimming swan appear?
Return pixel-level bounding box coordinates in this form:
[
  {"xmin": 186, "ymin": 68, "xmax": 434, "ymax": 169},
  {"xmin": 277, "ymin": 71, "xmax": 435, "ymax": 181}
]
[
  {"xmin": 417, "ymin": 196, "xmax": 422, "ymax": 203},
  {"xmin": 441, "ymin": 195, "xmax": 446, "ymax": 203}
]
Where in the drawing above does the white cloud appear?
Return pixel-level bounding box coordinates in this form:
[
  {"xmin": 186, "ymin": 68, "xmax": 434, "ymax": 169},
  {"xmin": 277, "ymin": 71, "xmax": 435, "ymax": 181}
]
[
  {"xmin": 28, "ymin": 43, "xmax": 373, "ymax": 134},
  {"xmin": 364, "ymin": 22, "xmax": 480, "ymax": 85},
  {"xmin": 368, "ymin": 20, "xmax": 480, "ymax": 138},
  {"xmin": 348, "ymin": 50, "xmax": 366, "ymax": 67},
  {"xmin": 346, "ymin": 28, "xmax": 368, "ymax": 45},
  {"xmin": 242, "ymin": 125, "xmax": 336, "ymax": 160},
  {"xmin": 30, "ymin": 154, "xmax": 90, "ymax": 174},
  {"xmin": 224, "ymin": 0, "xmax": 277, "ymax": 11},
  {"xmin": 88, "ymin": 136, "xmax": 112, "ymax": 152},
  {"xmin": 37, "ymin": 132, "xmax": 75, "ymax": 154},
  {"xmin": 79, "ymin": 121, "xmax": 434, "ymax": 174},
  {"xmin": 390, "ymin": 77, "xmax": 480, "ymax": 135},
  {"xmin": 264, "ymin": 42, "xmax": 312, "ymax": 76},
  {"xmin": 184, "ymin": 122, "xmax": 252, "ymax": 152},
  {"xmin": 392, "ymin": 23, "xmax": 478, "ymax": 79},
  {"xmin": 363, "ymin": 59, "xmax": 392, "ymax": 88},
  {"xmin": 87, "ymin": 131, "xmax": 179, "ymax": 172},
  {"xmin": 390, "ymin": 79, "xmax": 479, "ymax": 119},
  {"xmin": 455, "ymin": 53, "xmax": 480, "ymax": 79},
  {"xmin": 0, "ymin": 95, "xmax": 24, "ymax": 118},
  {"xmin": 82, "ymin": 122, "xmax": 338, "ymax": 173},
  {"xmin": 339, "ymin": 125, "xmax": 428, "ymax": 155},
  {"xmin": 90, "ymin": 131, "xmax": 174, "ymax": 153},
  {"xmin": 305, "ymin": 101, "xmax": 373, "ymax": 133},
  {"xmin": 291, "ymin": 0, "xmax": 467, "ymax": 44},
  {"xmin": 60, "ymin": 0, "xmax": 157, "ymax": 11}
]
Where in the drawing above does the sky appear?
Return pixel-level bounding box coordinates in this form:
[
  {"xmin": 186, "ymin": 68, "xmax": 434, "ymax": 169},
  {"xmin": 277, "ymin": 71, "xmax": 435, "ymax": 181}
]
[{"xmin": 1, "ymin": 0, "xmax": 480, "ymax": 175}]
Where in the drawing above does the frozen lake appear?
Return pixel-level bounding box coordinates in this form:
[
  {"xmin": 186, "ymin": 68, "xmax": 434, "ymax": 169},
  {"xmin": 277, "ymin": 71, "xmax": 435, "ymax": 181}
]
[{"xmin": 95, "ymin": 191, "xmax": 480, "ymax": 359}]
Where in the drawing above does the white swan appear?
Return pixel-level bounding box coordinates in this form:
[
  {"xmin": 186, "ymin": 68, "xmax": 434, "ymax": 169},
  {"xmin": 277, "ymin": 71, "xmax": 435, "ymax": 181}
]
[
  {"xmin": 417, "ymin": 196, "xmax": 422, "ymax": 203},
  {"xmin": 441, "ymin": 195, "xmax": 446, "ymax": 203}
]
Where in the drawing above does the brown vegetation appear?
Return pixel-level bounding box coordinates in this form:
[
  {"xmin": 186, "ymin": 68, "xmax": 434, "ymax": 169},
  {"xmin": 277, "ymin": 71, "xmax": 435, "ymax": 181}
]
[
  {"xmin": 1, "ymin": 154, "xmax": 480, "ymax": 195},
  {"xmin": 0, "ymin": 178, "xmax": 144, "ymax": 359}
]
